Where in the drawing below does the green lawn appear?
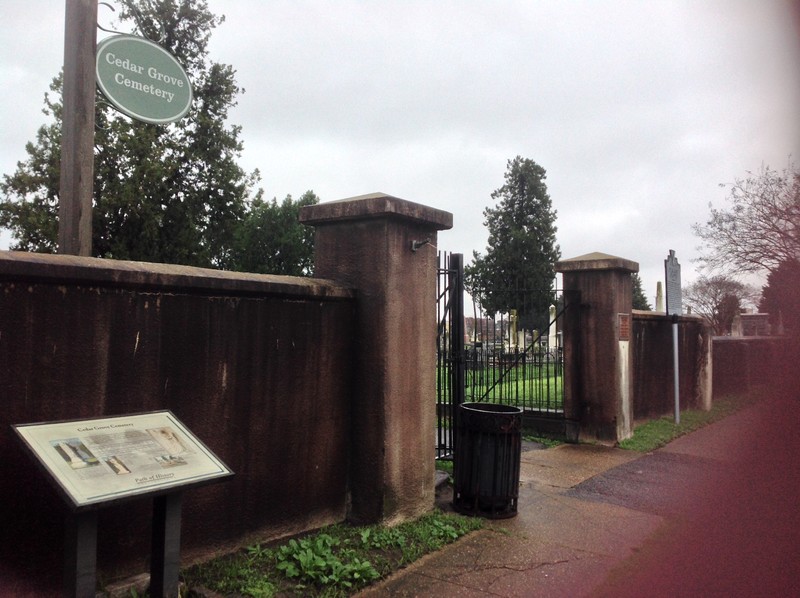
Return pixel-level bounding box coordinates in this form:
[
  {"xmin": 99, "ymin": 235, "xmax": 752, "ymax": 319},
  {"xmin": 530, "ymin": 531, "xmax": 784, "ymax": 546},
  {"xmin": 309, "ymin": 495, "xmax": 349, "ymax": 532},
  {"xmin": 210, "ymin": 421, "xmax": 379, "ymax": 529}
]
[
  {"xmin": 439, "ymin": 363, "xmax": 564, "ymax": 411},
  {"xmin": 468, "ymin": 373, "xmax": 564, "ymax": 410}
]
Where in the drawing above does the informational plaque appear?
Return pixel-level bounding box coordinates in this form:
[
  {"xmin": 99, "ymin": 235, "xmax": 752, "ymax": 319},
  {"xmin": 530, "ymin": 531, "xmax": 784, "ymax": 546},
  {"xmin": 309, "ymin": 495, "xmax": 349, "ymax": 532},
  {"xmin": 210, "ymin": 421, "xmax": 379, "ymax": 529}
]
[
  {"xmin": 13, "ymin": 411, "xmax": 231, "ymax": 510},
  {"xmin": 664, "ymin": 250, "xmax": 682, "ymax": 316},
  {"xmin": 618, "ymin": 313, "xmax": 631, "ymax": 341}
]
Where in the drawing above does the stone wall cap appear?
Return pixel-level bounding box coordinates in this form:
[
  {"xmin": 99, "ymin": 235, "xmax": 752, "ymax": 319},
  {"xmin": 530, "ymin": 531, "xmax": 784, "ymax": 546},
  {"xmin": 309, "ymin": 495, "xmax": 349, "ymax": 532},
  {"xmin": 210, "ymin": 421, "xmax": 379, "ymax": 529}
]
[
  {"xmin": 299, "ymin": 192, "xmax": 453, "ymax": 230},
  {"xmin": 556, "ymin": 251, "xmax": 639, "ymax": 273},
  {"xmin": 0, "ymin": 251, "xmax": 355, "ymax": 300},
  {"xmin": 632, "ymin": 309, "xmax": 704, "ymax": 322},
  {"xmin": 713, "ymin": 335, "xmax": 784, "ymax": 342}
]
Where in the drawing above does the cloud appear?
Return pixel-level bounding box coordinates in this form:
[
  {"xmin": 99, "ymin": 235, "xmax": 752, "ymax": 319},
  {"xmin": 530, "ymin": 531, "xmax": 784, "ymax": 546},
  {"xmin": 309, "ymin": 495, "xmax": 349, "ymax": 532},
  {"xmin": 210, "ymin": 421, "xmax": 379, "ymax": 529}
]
[{"xmin": 1, "ymin": 0, "xmax": 798, "ymax": 302}]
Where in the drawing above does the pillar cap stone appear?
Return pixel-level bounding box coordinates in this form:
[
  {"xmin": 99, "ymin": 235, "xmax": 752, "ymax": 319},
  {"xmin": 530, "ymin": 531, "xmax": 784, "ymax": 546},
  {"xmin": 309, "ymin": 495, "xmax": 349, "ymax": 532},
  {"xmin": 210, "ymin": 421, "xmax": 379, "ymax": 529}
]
[
  {"xmin": 299, "ymin": 192, "xmax": 453, "ymax": 230},
  {"xmin": 556, "ymin": 252, "xmax": 639, "ymax": 273}
]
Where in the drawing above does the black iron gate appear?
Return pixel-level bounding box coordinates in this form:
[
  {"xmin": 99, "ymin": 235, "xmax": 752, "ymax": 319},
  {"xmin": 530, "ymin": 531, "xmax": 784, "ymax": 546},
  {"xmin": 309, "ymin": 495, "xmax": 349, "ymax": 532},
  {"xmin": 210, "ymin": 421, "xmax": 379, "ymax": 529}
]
[
  {"xmin": 436, "ymin": 252, "xmax": 568, "ymax": 460},
  {"xmin": 436, "ymin": 252, "xmax": 464, "ymax": 460}
]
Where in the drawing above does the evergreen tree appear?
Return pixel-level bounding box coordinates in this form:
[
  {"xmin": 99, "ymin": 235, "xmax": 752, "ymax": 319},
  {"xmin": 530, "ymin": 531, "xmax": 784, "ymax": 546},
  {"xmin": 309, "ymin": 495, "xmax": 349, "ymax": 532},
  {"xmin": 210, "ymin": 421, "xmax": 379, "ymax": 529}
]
[
  {"xmin": 226, "ymin": 192, "xmax": 319, "ymax": 276},
  {"xmin": 466, "ymin": 157, "xmax": 561, "ymax": 331},
  {"xmin": 759, "ymin": 259, "xmax": 800, "ymax": 335},
  {"xmin": 0, "ymin": 0, "xmax": 257, "ymax": 268},
  {"xmin": 632, "ymin": 273, "xmax": 651, "ymax": 310}
]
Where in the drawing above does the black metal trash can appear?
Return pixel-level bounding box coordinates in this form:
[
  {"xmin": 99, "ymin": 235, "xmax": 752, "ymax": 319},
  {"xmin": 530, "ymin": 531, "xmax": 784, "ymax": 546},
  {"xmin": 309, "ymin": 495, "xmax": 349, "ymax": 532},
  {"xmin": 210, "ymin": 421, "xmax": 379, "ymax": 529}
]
[{"xmin": 453, "ymin": 402, "xmax": 522, "ymax": 519}]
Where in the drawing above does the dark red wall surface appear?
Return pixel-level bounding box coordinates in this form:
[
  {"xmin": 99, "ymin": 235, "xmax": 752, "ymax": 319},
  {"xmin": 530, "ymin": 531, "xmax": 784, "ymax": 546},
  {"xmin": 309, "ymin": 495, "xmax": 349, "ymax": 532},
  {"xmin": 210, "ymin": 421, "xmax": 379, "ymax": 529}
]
[
  {"xmin": 0, "ymin": 253, "xmax": 355, "ymax": 591},
  {"xmin": 631, "ymin": 313, "xmax": 710, "ymax": 420}
]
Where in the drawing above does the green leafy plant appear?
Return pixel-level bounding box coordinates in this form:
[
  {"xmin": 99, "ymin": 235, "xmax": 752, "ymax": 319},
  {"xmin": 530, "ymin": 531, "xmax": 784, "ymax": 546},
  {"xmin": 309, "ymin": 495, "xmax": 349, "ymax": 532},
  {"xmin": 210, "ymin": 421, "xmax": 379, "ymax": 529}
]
[
  {"xmin": 275, "ymin": 534, "xmax": 380, "ymax": 589},
  {"xmin": 181, "ymin": 510, "xmax": 482, "ymax": 597},
  {"xmin": 246, "ymin": 543, "xmax": 270, "ymax": 560},
  {"xmin": 241, "ymin": 578, "xmax": 278, "ymax": 597},
  {"xmin": 428, "ymin": 519, "xmax": 459, "ymax": 541},
  {"xmin": 359, "ymin": 527, "xmax": 406, "ymax": 550}
]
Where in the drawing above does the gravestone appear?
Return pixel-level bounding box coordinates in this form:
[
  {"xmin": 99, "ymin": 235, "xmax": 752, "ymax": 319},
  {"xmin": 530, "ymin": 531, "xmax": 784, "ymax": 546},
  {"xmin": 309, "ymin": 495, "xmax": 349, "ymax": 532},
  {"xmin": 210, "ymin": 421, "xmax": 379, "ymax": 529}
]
[{"xmin": 548, "ymin": 304, "xmax": 557, "ymax": 349}]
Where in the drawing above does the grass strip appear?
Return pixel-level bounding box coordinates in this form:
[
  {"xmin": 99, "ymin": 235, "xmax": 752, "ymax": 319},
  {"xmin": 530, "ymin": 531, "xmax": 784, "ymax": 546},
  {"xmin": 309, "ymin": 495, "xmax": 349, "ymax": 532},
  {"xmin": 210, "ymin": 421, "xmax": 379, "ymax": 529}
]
[
  {"xmin": 180, "ymin": 509, "xmax": 483, "ymax": 597},
  {"xmin": 619, "ymin": 389, "xmax": 759, "ymax": 452}
]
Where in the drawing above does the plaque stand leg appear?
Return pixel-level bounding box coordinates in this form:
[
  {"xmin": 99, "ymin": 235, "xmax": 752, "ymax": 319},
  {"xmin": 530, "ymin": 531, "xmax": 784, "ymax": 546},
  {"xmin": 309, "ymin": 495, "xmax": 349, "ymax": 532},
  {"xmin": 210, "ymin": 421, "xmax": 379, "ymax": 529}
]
[
  {"xmin": 150, "ymin": 492, "xmax": 183, "ymax": 597},
  {"xmin": 64, "ymin": 510, "xmax": 97, "ymax": 598}
]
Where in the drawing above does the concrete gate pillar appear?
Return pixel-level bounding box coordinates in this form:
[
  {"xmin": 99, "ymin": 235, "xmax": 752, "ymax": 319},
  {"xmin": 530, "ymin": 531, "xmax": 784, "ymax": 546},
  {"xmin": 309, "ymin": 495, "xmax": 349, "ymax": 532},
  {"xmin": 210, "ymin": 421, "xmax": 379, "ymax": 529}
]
[
  {"xmin": 300, "ymin": 193, "xmax": 453, "ymax": 524},
  {"xmin": 556, "ymin": 252, "xmax": 638, "ymax": 444}
]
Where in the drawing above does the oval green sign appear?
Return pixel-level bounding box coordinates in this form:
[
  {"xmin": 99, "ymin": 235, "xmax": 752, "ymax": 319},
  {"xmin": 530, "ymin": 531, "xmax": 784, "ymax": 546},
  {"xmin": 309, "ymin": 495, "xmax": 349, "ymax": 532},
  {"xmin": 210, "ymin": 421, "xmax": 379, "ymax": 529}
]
[{"xmin": 96, "ymin": 35, "xmax": 193, "ymax": 124}]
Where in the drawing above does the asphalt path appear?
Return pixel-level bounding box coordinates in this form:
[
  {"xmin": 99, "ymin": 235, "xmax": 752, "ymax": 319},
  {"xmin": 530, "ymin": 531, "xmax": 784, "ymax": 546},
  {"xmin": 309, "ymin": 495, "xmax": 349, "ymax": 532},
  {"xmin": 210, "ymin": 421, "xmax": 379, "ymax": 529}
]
[
  {"xmin": 592, "ymin": 392, "xmax": 800, "ymax": 598},
  {"xmin": 367, "ymin": 389, "xmax": 800, "ymax": 597},
  {"xmin": 567, "ymin": 450, "xmax": 732, "ymax": 517}
]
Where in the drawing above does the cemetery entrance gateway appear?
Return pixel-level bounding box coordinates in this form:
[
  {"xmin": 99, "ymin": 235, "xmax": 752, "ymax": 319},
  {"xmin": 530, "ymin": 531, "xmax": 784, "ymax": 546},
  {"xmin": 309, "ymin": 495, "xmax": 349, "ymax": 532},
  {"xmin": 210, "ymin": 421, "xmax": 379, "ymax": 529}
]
[{"xmin": 436, "ymin": 253, "xmax": 568, "ymax": 460}]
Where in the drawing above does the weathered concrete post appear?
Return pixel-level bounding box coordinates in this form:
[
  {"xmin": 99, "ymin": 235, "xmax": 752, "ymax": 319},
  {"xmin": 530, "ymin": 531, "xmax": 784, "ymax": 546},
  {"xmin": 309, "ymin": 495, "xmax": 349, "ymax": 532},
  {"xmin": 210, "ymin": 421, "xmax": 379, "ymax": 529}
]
[
  {"xmin": 556, "ymin": 252, "xmax": 638, "ymax": 444},
  {"xmin": 300, "ymin": 193, "xmax": 453, "ymax": 524}
]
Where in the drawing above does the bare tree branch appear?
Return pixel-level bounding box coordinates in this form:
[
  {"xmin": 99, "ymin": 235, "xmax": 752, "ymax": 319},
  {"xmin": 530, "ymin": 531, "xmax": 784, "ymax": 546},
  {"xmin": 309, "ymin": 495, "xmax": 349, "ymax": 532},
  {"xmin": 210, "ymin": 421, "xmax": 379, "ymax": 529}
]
[
  {"xmin": 693, "ymin": 162, "xmax": 800, "ymax": 276},
  {"xmin": 683, "ymin": 276, "xmax": 759, "ymax": 335}
]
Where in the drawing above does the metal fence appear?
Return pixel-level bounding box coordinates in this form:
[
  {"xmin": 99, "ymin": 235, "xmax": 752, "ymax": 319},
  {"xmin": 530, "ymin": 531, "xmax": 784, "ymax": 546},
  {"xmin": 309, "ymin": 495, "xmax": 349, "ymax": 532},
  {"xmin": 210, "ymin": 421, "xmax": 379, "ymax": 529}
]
[
  {"xmin": 436, "ymin": 252, "xmax": 463, "ymax": 460},
  {"xmin": 463, "ymin": 320, "xmax": 565, "ymax": 413},
  {"xmin": 436, "ymin": 252, "xmax": 566, "ymax": 460}
]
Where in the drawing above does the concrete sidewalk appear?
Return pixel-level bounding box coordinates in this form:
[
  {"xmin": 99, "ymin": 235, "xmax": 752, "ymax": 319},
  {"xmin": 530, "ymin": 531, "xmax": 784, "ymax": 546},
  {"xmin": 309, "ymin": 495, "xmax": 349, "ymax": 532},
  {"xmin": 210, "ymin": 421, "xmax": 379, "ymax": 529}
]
[{"xmin": 358, "ymin": 394, "xmax": 800, "ymax": 597}]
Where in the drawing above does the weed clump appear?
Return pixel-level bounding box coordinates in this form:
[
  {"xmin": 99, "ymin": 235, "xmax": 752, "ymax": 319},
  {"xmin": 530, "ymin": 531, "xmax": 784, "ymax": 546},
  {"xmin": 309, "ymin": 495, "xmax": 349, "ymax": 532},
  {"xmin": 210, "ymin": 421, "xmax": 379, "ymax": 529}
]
[{"xmin": 182, "ymin": 510, "xmax": 482, "ymax": 597}]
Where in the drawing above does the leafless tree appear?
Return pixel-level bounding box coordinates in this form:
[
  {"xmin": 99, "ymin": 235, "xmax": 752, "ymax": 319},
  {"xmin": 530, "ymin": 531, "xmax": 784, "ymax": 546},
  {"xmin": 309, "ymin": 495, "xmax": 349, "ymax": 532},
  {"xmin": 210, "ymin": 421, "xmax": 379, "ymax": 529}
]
[
  {"xmin": 693, "ymin": 162, "xmax": 800, "ymax": 276},
  {"xmin": 683, "ymin": 276, "xmax": 759, "ymax": 335}
]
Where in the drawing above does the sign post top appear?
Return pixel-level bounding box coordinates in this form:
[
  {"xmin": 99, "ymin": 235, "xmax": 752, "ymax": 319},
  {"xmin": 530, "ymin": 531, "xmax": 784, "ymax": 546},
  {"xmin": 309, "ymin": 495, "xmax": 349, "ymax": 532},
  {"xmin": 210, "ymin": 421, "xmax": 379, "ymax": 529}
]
[
  {"xmin": 96, "ymin": 35, "xmax": 193, "ymax": 124},
  {"xmin": 664, "ymin": 249, "xmax": 682, "ymax": 316}
]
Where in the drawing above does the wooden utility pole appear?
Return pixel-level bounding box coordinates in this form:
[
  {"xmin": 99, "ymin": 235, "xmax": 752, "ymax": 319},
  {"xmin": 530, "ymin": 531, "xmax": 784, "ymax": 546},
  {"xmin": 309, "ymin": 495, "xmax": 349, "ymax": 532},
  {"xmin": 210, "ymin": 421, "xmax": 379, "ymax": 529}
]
[{"xmin": 58, "ymin": 0, "xmax": 97, "ymax": 256}]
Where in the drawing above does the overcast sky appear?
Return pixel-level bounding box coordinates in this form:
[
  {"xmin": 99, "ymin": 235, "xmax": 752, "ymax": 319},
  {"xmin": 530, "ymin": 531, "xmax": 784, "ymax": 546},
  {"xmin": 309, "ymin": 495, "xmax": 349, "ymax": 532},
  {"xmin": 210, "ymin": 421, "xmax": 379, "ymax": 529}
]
[{"xmin": 2, "ymin": 1, "xmax": 799, "ymax": 304}]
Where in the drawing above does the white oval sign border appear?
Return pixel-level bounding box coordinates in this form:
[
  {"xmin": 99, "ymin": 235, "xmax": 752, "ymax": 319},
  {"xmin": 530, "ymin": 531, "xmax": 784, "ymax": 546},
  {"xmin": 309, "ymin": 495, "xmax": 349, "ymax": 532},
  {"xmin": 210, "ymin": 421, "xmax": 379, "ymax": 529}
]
[{"xmin": 96, "ymin": 34, "xmax": 193, "ymax": 125}]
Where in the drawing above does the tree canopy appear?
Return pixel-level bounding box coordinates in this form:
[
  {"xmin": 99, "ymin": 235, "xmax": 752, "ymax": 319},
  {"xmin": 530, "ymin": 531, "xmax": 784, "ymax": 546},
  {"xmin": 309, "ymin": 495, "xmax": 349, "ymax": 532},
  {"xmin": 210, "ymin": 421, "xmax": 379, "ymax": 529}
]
[
  {"xmin": 0, "ymin": 0, "xmax": 314, "ymax": 273},
  {"xmin": 465, "ymin": 157, "xmax": 560, "ymax": 331},
  {"xmin": 224, "ymin": 192, "xmax": 319, "ymax": 276},
  {"xmin": 693, "ymin": 162, "xmax": 800, "ymax": 276},
  {"xmin": 683, "ymin": 275, "xmax": 758, "ymax": 335}
]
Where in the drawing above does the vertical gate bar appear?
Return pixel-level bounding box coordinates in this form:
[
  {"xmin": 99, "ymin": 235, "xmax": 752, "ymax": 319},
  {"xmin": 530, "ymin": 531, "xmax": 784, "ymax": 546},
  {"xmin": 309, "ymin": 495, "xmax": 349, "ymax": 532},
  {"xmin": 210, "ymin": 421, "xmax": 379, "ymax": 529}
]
[
  {"xmin": 449, "ymin": 254, "xmax": 465, "ymax": 438},
  {"xmin": 435, "ymin": 252, "xmax": 442, "ymax": 458},
  {"xmin": 435, "ymin": 251, "xmax": 465, "ymax": 460},
  {"xmin": 436, "ymin": 251, "xmax": 450, "ymax": 459},
  {"xmin": 436, "ymin": 253, "xmax": 441, "ymax": 458}
]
